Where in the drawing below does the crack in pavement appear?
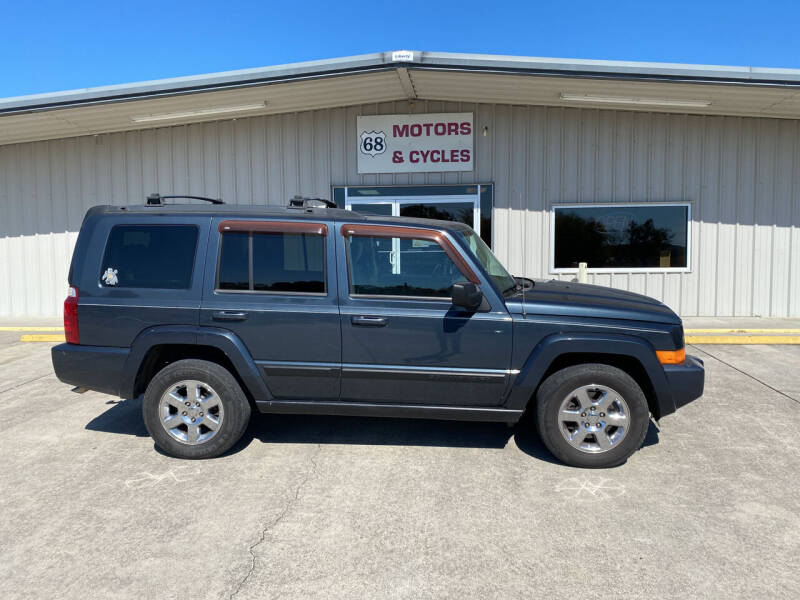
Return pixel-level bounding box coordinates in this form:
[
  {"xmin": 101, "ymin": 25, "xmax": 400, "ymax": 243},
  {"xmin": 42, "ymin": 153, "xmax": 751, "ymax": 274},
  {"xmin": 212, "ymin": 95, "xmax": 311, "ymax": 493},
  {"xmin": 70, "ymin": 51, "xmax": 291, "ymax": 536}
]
[
  {"xmin": 0, "ymin": 372, "xmax": 54, "ymax": 396},
  {"xmin": 228, "ymin": 444, "xmax": 321, "ymax": 600},
  {"xmin": 689, "ymin": 344, "xmax": 800, "ymax": 406}
]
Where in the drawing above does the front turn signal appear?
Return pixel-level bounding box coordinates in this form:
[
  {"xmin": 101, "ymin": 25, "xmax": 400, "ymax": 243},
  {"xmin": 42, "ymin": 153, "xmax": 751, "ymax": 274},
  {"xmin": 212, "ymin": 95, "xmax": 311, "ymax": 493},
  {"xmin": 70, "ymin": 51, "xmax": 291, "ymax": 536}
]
[{"xmin": 656, "ymin": 348, "xmax": 685, "ymax": 365}]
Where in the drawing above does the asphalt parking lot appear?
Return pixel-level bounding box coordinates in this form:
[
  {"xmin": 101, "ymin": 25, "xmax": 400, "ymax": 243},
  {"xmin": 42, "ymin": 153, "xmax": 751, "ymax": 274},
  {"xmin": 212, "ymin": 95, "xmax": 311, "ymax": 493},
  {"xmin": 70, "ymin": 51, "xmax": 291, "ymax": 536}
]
[{"xmin": 0, "ymin": 333, "xmax": 798, "ymax": 599}]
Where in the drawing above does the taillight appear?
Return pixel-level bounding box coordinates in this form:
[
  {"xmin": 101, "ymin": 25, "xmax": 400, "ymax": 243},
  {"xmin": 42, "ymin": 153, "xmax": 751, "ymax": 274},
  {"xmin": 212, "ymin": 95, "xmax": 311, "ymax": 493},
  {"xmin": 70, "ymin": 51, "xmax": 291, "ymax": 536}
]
[{"xmin": 64, "ymin": 287, "xmax": 79, "ymax": 344}]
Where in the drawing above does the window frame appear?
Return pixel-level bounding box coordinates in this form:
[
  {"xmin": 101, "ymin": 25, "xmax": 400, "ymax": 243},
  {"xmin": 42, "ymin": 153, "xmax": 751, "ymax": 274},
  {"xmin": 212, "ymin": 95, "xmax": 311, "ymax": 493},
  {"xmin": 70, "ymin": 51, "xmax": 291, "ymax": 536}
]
[
  {"xmin": 214, "ymin": 220, "xmax": 329, "ymax": 296},
  {"xmin": 332, "ymin": 183, "xmax": 495, "ymax": 248},
  {"xmin": 341, "ymin": 224, "xmax": 480, "ymax": 301},
  {"xmin": 99, "ymin": 223, "xmax": 200, "ymax": 290},
  {"xmin": 549, "ymin": 202, "xmax": 692, "ymax": 274}
]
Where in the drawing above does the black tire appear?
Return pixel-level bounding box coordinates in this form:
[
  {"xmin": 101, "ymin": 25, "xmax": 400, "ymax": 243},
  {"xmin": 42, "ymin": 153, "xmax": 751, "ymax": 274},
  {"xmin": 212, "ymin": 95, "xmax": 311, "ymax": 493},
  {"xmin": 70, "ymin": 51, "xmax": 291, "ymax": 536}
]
[
  {"xmin": 535, "ymin": 363, "xmax": 649, "ymax": 468},
  {"xmin": 142, "ymin": 359, "xmax": 251, "ymax": 459}
]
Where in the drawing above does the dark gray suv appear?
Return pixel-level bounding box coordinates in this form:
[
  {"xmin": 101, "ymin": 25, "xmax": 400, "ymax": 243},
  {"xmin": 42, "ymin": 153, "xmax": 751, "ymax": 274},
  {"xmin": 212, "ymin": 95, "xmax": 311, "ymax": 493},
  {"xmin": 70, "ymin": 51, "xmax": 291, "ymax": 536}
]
[{"xmin": 52, "ymin": 196, "xmax": 703, "ymax": 468}]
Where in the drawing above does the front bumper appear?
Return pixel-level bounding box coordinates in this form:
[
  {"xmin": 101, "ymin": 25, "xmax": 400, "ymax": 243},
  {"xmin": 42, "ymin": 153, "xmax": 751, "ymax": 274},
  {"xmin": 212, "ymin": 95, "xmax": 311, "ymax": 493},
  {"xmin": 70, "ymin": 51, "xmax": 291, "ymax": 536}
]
[{"xmin": 663, "ymin": 354, "xmax": 705, "ymax": 410}]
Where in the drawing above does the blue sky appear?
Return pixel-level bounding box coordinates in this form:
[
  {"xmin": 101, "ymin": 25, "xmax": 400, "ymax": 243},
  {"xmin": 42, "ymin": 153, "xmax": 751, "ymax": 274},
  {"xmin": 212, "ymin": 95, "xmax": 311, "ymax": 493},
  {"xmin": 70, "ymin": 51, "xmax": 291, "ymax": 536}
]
[{"xmin": 3, "ymin": 0, "xmax": 800, "ymax": 98}]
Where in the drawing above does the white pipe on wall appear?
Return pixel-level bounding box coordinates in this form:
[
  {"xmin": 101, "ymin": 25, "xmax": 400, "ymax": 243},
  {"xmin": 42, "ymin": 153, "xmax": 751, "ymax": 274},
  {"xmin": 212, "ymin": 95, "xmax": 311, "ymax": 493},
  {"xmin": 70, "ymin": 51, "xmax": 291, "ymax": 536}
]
[{"xmin": 578, "ymin": 262, "xmax": 588, "ymax": 284}]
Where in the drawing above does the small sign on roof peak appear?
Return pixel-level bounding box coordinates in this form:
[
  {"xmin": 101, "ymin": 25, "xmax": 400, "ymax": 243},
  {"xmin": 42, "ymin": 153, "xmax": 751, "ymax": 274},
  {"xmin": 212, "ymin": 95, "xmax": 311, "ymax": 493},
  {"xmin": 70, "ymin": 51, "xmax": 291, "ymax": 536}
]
[{"xmin": 391, "ymin": 50, "xmax": 415, "ymax": 62}]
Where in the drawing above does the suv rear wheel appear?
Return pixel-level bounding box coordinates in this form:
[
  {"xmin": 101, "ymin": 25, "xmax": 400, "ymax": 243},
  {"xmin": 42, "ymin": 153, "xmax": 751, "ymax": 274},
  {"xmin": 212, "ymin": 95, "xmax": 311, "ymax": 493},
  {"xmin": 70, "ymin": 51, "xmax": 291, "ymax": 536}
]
[
  {"xmin": 535, "ymin": 363, "xmax": 649, "ymax": 468},
  {"xmin": 142, "ymin": 359, "xmax": 251, "ymax": 459}
]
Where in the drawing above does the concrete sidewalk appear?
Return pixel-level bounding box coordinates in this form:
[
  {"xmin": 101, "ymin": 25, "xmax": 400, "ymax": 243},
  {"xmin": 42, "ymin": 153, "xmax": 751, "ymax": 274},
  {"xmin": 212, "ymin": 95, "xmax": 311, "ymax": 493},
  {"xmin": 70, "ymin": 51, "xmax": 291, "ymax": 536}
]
[
  {"xmin": 682, "ymin": 318, "xmax": 800, "ymax": 344},
  {"xmin": 682, "ymin": 316, "xmax": 800, "ymax": 330},
  {"xmin": 0, "ymin": 317, "xmax": 63, "ymax": 328}
]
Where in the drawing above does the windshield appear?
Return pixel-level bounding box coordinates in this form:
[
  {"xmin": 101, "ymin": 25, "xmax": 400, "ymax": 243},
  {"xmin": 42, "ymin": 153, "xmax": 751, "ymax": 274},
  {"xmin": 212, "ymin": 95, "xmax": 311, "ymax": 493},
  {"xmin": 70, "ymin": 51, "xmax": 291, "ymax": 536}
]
[{"xmin": 460, "ymin": 231, "xmax": 517, "ymax": 295}]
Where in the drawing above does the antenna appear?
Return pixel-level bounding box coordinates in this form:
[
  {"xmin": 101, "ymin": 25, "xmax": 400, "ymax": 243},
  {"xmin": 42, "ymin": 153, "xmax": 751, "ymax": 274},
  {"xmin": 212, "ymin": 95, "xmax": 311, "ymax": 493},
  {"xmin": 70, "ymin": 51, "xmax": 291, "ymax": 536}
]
[{"xmin": 520, "ymin": 194, "xmax": 527, "ymax": 318}]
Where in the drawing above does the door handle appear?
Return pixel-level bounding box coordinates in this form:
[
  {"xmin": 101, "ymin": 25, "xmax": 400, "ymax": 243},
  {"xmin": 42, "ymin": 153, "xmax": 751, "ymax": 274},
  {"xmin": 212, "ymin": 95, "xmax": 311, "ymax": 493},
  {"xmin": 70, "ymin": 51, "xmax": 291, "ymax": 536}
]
[
  {"xmin": 212, "ymin": 311, "xmax": 248, "ymax": 322},
  {"xmin": 351, "ymin": 315, "xmax": 388, "ymax": 327}
]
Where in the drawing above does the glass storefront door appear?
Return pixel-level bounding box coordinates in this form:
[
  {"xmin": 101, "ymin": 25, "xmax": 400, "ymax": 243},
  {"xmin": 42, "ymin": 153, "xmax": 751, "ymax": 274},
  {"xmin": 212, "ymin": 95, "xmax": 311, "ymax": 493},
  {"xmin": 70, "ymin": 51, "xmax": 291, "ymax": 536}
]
[
  {"xmin": 346, "ymin": 198, "xmax": 478, "ymax": 275},
  {"xmin": 339, "ymin": 186, "xmax": 491, "ymax": 275},
  {"xmin": 346, "ymin": 196, "xmax": 481, "ymax": 235},
  {"xmin": 348, "ymin": 202, "xmax": 393, "ymax": 216},
  {"xmin": 398, "ymin": 200, "xmax": 477, "ymax": 230},
  {"xmin": 335, "ymin": 184, "xmax": 493, "ymax": 243},
  {"xmin": 334, "ymin": 184, "xmax": 494, "ymax": 248}
]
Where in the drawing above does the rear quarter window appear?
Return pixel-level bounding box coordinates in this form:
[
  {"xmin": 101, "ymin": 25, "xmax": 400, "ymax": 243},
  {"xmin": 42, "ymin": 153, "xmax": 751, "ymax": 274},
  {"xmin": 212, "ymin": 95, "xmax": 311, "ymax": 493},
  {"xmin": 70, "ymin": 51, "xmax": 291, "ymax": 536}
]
[
  {"xmin": 217, "ymin": 230, "xmax": 326, "ymax": 294},
  {"xmin": 100, "ymin": 224, "xmax": 199, "ymax": 289}
]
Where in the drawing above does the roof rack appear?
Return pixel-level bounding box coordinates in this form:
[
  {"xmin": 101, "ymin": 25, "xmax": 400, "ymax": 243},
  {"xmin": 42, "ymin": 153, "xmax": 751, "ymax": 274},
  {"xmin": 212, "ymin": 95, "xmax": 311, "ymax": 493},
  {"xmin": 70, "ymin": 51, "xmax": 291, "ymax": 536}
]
[
  {"xmin": 146, "ymin": 193, "xmax": 225, "ymax": 205},
  {"xmin": 287, "ymin": 195, "xmax": 337, "ymax": 209}
]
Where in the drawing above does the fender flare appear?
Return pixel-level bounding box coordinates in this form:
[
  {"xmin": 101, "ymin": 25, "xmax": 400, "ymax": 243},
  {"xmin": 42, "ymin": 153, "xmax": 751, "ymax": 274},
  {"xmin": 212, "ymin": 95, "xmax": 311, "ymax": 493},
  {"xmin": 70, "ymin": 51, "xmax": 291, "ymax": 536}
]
[
  {"xmin": 505, "ymin": 332, "xmax": 676, "ymax": 418},
  {"xmin": 119, "ymin": 325, "xmax": 272, "ymax": 401}
]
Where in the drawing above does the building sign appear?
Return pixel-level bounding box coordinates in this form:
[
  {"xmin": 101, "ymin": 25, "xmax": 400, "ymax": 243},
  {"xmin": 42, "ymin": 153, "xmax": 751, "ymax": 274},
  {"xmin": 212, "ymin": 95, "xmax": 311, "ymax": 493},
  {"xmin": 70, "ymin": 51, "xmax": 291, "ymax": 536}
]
[
  {"xmin": 391, "ymin": 50, "xmax": 415, "ymax": 62},
  {"xmin": 357, "ymin": 113, "xmax": 473, "ymax": 174}
]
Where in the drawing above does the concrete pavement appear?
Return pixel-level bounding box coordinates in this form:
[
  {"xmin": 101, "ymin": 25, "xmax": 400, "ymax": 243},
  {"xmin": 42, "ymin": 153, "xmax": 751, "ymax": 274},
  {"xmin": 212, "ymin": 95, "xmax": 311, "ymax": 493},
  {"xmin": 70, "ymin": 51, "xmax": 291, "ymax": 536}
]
[{"xmin": 0, "ymin": 338, "xmax": 798, "ymax": 599}]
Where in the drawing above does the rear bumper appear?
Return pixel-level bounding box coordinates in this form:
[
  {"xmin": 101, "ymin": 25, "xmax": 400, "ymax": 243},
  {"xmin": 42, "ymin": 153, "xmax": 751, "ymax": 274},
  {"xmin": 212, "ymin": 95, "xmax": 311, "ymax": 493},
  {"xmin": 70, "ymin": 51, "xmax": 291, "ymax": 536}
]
[
  {"xmin": 663, "ymin": 354, "xmax": 705, "ymax": 410},
  {"xmin": 51, "ymin": 343, "xmax": 129, "ymax": 397}
]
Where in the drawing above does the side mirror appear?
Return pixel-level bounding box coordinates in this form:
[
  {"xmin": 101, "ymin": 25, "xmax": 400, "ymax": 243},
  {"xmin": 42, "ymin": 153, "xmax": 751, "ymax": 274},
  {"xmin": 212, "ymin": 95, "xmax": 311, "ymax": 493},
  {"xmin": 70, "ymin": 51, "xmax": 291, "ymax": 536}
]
[{"xmin": 451, "ymin": 281, "xmax": 483, "ymax": 311}]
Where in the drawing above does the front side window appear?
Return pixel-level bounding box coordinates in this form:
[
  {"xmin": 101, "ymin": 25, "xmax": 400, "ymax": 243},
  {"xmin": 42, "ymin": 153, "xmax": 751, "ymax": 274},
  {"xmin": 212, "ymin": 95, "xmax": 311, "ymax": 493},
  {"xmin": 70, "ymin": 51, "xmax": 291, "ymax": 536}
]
[
  {"xmin": 101, "ymin": 225, "xmax": 198, "ymax": 289},
  {"xmin": 347, "ymin": 235, "xmax": 466, "ymax": 298},
  {"xmin": 552, "ymin": 203, "xmax": 690, "ymax": 271},
  {"xmin": 461, "ymin": 231, "xmax": 516, "ymax": 294},
  {"xmin": 217, "ymin": 231, "xmax": 325, "ymax": 294}
]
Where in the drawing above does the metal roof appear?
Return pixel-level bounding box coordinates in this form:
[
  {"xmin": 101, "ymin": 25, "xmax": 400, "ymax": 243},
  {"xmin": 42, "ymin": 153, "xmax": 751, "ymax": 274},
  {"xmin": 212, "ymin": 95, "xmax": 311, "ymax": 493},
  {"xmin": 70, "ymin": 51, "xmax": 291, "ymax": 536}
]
[{"xmin": 4, "ymin": 50, "xmax": 800, "ymax": 145}]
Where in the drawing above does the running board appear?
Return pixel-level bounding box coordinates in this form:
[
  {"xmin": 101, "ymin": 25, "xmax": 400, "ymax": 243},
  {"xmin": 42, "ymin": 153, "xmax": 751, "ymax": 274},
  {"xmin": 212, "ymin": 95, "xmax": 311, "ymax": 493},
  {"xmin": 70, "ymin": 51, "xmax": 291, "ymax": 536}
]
[{"xmin": 254, "ymin": 400, "xmax": 523, "ymax": 423}]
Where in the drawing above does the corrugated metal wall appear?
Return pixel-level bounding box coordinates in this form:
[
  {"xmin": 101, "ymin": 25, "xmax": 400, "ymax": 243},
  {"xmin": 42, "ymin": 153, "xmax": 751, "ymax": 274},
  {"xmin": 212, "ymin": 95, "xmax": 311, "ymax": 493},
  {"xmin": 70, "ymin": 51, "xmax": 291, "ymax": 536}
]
[{"xmin": 1, "ymin": 101, "xmax": 799, "ymax": 317}]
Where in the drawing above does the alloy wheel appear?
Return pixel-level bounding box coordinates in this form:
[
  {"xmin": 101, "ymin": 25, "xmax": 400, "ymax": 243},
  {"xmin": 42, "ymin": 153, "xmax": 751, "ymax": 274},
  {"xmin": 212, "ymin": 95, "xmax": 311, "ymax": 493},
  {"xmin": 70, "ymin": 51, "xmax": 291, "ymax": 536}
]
[
  {"xmin": 158, "ymin": 380, "xmax": 224, "ymax": 445},
  {"xmin": 557, "ymin": 384, "xmax": 630, "ymax": 453}
]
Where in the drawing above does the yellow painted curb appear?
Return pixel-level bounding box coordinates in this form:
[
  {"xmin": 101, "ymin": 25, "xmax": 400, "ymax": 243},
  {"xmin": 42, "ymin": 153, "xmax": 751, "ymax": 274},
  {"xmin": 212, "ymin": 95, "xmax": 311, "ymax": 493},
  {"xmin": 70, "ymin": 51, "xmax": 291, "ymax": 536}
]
[
  {"xmin": 685, "ymin": 328, "xmax": 800, "ymax": 334},
  {"xmin": 20, "ymin": 334, "xmax": 66, "ymax": 342},
  {"xmin": 686, "ymin": 335, "xmax": 800, "ymax": 344},
  {"xmin": 0, "ymin": 326, "xmax": 64, "ymax": 332}
]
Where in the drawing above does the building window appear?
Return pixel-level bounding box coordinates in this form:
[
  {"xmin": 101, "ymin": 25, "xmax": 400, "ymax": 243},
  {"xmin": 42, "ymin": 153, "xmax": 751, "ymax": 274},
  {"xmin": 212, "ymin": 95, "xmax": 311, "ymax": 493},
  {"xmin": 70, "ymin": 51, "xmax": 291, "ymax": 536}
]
[
  {"xmin": 332, "ymin": 184, "xmax": 494, "ymax": 248},
  {"xmin": 217, "ymin": 231, "xmax": 326, "ymax": 294},
  {"xmin": 101, "ymin": 225, "xmax": 198, "ymax": 288},
  {"xmin": 551, "ymin": 203, "xmax": 691, "ymax": 272}
]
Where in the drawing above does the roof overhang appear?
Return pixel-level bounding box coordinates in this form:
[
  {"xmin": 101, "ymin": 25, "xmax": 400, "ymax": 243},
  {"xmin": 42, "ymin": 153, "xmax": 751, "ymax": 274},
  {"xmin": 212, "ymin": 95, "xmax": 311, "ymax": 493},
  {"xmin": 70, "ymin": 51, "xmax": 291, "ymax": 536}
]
[{"xmin": 3, "ymin": 50, "xmax": 800, "ymax": 146}]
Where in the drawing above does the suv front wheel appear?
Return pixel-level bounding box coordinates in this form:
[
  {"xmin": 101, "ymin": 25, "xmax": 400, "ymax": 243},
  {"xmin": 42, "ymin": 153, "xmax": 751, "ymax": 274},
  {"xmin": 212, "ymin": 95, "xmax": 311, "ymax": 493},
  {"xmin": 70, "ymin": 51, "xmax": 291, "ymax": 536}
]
[
  {"xmin": 142, "ymin": 359, "xmax": 251, "ymax": 459},
  {"xmin": 535, "ymin": 363, "xmax": 650, "ymax": 468}
]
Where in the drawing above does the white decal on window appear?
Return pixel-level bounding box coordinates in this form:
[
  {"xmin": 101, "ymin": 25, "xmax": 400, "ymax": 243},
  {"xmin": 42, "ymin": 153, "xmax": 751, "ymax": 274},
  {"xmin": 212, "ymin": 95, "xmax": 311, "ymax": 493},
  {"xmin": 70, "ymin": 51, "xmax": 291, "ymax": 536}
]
[{"xmin": 102, "ymin": 268, "xmax": 119, "ymax": 286}]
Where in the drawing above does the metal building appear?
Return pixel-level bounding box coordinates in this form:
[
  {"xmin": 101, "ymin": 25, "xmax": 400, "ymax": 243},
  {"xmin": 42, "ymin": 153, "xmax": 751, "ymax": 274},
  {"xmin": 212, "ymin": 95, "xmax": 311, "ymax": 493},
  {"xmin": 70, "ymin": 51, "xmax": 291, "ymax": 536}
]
[{"xmin": 1, "ymin": 50, "xmax": 799, "ymax": 318}]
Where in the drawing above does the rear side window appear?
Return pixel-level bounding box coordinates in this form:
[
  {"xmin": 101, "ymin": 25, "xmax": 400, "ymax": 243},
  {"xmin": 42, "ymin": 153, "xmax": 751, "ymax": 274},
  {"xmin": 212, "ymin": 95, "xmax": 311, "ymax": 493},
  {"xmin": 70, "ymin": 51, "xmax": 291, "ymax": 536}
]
[
  {"xmin": 218, "ymin": 232, "xmax": 249, "ymax": 290},
  {"xmin": 101, "ymin": 225, "xmax": 198, "ymax": 289},
  {"xmin": 217, "ymin": 231, "xmax": 326, "ymax": 294}
]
